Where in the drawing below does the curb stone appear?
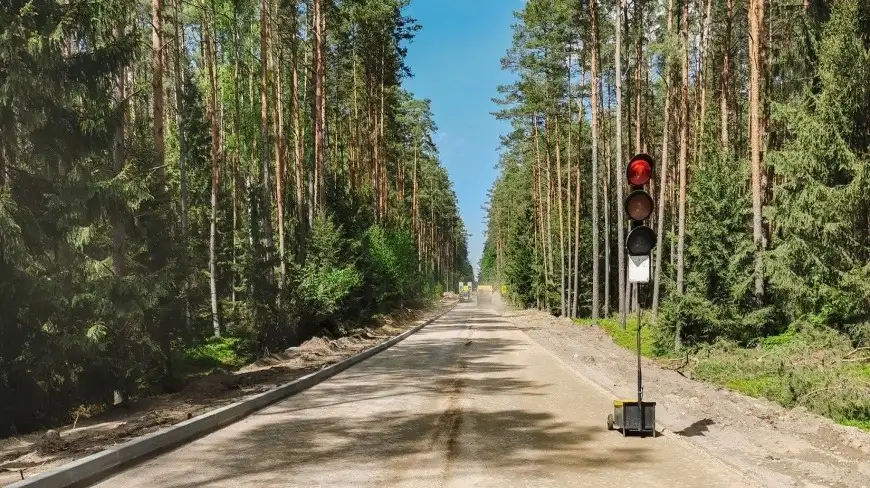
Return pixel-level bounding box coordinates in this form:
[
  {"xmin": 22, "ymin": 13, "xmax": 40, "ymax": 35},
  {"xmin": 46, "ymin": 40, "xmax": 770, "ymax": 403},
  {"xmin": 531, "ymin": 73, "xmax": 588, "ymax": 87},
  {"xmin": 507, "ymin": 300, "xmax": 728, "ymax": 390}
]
[{"xmin": 7, "ymin": 304, "xmax": 455, "ymax": 488}]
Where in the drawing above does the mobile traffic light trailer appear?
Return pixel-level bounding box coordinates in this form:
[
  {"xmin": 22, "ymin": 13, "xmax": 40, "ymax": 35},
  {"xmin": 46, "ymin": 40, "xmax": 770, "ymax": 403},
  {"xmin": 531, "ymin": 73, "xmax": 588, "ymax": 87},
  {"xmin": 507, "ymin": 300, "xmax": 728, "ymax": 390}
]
[{"xmin": 607, "ymin": 153, "xmax": 657, "ymax": 437}]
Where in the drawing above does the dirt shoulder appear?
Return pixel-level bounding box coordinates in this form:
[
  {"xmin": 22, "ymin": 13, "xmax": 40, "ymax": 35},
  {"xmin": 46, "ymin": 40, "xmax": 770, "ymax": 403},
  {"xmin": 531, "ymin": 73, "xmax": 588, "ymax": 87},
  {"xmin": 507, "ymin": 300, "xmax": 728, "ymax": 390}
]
[
  {"xmin": 504, "ymin": 308, "xmax": 870, "ymax": 488},
  {"xmin": 0, "ymin": 300, "xmax": 455, "ymax": 486}
]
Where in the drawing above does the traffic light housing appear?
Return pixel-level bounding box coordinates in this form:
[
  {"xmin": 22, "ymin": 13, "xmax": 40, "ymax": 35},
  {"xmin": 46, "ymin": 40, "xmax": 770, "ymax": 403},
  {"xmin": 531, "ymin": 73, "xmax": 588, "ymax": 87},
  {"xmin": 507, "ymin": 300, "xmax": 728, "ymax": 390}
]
[{"xmin": 624, "ymin": 153, "xmax": 656, "ymax": 256}]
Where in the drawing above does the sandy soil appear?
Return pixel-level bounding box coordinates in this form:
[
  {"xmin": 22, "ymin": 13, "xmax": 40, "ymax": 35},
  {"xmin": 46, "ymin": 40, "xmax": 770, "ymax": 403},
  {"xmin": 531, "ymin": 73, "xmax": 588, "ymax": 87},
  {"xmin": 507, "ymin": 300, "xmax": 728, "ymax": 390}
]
[
  {"xmin": 501, "ymin": 305, "xmax": 870, "ymax": 488},
  {"xmin": 0, "ymin": 300, "xmax": 455, "ymax": 486}
]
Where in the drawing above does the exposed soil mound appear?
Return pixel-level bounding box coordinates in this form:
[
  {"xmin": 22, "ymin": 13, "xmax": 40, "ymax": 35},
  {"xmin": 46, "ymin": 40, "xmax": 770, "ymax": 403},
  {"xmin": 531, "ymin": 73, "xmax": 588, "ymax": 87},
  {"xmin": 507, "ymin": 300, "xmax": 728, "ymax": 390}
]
[
  {"xmin": 33, "ymin": 430, "xmax": 67, "ymax": 455},
  {"xmin": 185, "ymin": 369, "xmax": 240, "ymax": 399},
  {"xmin": 297, "ymin": 337, "xmax": 333, "ymax": 355}
]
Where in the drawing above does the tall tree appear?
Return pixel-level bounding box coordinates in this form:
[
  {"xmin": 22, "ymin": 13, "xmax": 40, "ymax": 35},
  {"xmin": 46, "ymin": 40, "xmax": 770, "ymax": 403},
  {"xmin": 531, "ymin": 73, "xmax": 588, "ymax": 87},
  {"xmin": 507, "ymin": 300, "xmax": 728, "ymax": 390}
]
[
  {"xmin": 590, "ymin": 0, "xmax": 602, "ymax": 320},
  {"xmin": 748, "ymin": 0, "xmax": 766, "ymax": 299},
  {"xmin": 313, "ymin": 0, "xmax": 326, "ymax": 209},
  {"xmin": 152, "ymin": 0, "xmax": 165, "ymax": 178},
  {"xmin": 616, "ymin": 0, "xmax": 627, "ymax": 328},
  {"xmin": 652, "ymin": 0, "xmax": 676, "ymax": 317},
  {"xmin": 675, "ymin": 0, "xmax": 690, "ymax": 303},
  {"xmin": 203, "ymin": 2, "xmax": 221, "ymax": 338}
]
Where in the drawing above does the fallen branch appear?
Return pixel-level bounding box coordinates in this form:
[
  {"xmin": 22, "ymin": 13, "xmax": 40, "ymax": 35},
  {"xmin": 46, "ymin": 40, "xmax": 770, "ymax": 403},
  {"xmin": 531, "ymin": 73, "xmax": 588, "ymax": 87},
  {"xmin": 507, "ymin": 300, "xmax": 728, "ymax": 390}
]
[
  {"xmin": 798, "ymin": 386, "xmax": 844, "ymax": 403},
  {"xmin": 844, "ymin": 346, "xmax": 870, "ymax": 358},
  {"xmin": 841, "ymin": 356, "xmax": 870, "ymax": 363},
  {"xmin": 661, "ymin": 352, "xmax": 691, "ymax": 371}
]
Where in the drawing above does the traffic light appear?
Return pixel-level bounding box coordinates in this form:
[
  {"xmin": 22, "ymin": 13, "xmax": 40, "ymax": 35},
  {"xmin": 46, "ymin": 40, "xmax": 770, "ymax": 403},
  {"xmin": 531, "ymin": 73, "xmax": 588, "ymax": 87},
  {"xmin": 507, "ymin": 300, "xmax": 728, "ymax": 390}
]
[{"xmin": 624, "ymin": 153, "xmax": 656, "ymax": 259}]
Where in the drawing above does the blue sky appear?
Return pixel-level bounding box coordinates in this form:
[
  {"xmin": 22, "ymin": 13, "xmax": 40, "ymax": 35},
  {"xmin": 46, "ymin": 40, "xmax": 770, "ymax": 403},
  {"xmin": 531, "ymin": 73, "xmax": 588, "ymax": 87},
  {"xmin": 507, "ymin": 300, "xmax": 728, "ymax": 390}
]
[{"xmin": 403, "ymin": 0, "xmax": 519, "ymax": 275}]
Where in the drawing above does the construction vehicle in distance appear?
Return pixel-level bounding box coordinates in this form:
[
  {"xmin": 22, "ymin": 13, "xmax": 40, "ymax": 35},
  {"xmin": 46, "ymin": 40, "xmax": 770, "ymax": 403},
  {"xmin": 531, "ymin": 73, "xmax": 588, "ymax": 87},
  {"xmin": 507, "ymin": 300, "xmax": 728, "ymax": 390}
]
[
  {"xmin": 477, "ymin": 285, "xmax": 493, "ymax": 306},
  {"xmin": 458, "ymin": 282, "xmax": 472, "ymax": 303}
]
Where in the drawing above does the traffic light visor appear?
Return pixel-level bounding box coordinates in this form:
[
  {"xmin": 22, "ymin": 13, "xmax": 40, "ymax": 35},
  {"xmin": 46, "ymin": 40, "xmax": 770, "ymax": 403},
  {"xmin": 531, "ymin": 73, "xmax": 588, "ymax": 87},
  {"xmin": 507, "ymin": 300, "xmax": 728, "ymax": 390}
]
[
  {"xmin": 626, "ymin": 226, "xmax": 656, "ymax": 255},
  {"xmin": 627, "ymin": 155, "xmax": 653, "ymax": 186},
  {"xmin": 625, "ymin": 190, "xmax": 654, "ymax": 221}
]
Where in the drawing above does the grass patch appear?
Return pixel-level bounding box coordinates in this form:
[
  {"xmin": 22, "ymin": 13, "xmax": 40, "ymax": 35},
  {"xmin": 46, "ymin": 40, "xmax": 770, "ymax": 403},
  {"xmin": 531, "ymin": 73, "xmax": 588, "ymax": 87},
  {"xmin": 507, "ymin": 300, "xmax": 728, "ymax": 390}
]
[
  {"xmin": 575, "ymin": 315, "xmax": 658, "ymax": 358},
  {"xmin": 180, "ymin": 337, "xmax": 252, "ymax": 373},
  {"xmin": 838, "ymin": 418, "xmax": 870, "ymax": 430},
  {"xmin": 690, "ymin": 330, "xmax": 870, "ymax": 431}
]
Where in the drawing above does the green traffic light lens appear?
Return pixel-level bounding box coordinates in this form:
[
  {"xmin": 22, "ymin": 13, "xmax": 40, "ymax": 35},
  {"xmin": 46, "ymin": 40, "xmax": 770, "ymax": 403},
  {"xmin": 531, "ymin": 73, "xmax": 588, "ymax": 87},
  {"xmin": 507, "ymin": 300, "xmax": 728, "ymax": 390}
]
[{"xmin": 627, "ymin": 226, "xmax": 656, "ymax": 255}]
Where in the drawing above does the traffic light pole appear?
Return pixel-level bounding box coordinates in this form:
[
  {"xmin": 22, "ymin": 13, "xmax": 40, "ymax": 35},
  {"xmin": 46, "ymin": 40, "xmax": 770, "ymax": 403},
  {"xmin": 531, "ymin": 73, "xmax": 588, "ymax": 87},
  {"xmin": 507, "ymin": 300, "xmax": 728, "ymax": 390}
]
[{"xmin": 635, "ymin": 284, "xmax": 644, "ymax": 433}]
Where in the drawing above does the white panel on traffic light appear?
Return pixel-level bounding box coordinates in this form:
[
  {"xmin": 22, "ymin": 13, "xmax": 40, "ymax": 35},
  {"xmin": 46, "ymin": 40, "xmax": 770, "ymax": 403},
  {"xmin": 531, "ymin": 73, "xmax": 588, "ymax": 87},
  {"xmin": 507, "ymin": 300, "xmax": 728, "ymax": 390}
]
[{"xmin": 628, "ymin": 255, "xmax": 651, "ymax": 283}]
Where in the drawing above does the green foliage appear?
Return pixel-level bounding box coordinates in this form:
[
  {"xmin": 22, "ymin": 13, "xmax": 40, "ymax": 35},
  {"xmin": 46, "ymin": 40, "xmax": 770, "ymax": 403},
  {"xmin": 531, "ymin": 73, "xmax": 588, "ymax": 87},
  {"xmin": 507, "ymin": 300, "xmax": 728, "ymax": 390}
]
[
  {"xmin": 655, "ymin": 292, "xmax": 779, "ymax": 353},
  {"xmin": 766, "ymin": 0, "xmax": 870, "ymax": 338},
  {"xmin": 297, "ymin": 214, "xmax": 363, "ymax": 329},
  {"xmin": 691, "ymin": 328, "xmax": 870, "ymax": 429},
  {"xmin": 181, "ymin": 337, "xmax": 251, "ymax": 370},
  {"xmin": 576, "ymin": 317, "xmax": 657, "ymax": 358},
  {"xmin": 0, "ymin": 0, "xmax": 470, "ymax": 437},
  {"xmin": 361, "ymin": 225, "xmax": 420, "ymax": 309}
]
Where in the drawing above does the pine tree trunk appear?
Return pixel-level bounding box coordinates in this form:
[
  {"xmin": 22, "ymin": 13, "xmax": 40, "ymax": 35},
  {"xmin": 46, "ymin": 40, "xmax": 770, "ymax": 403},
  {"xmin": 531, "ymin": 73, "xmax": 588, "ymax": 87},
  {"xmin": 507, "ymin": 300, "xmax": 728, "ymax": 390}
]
[
  {"xmin": 565, "ymin": 58, "xmax": 574, "ymax": 317},
  {"xmin": 152, "ymin": 0, "xmax": 165, "ymax": 179},
  {"xmin": 590, "ymin": 1, "xmax": 601, "ymax": 319},
  {"xmin": 555, "ymin": 118, "xmax": 567, "ymax": 317},
  {"xmin": 413, "ymin": 132, "xmax": 420, "ymax": 270},
  {"xmin": 350, "ymin": 46, "xmax": 359, "ymax": 192},
  {"xmin": 573, "ymin": 70, "xmax": 586, "ymax": 318},
  {"xmin": 544, "ymin": 120, "xmax": 555, "ymax": 310},
  {"xmin": 696, "ymin": 0, "xmax": 713, "ymax": 162},
  {"xmin": 749, "ymin": 0, "xmax": 766, "ymax": 299},
  {"xmin": 675, "ymin": 0, "xmax": 691, "ymax": 349},
  {"xmin": 292, "ymin": 5, "xmax": 305, "ymax": 239},
  {"xmin": 203, "ymin": 10, "xmax": 221, "ymax": 338},
  {"xmin": 652, "ymin": 0, "xmax": 676, "ymax": 318},
  {"xmin": 113, "ymin": 27, "xmax": 127, "ymax": 277},
  {"xmin": 603, "ymin": 92, "xmax": 612, "ymax": 317},
  {"xmin": 379, "ymin": 54, "xmax": 388, "ymax": 219},
  {"xmin": 313, "ymin": 0, "xmax": 326, "ymax": 211},
  {"xmin": 721, "ymin": 0, "xmax": 731, "ymax": 152},
  {"xmin": 259, "ymin": 0, "xmax": 274, "ymax": 264},
  {"xmin": 173, "ymin": 1, "xmax": 187, "ymax": 240},
  {"xmin": 634, "ymin": 0, "xmax": 644, "ymax": 155},
  {"xmin": 273, "ymin": 17, "xmax": 287, "ymax": 287},
  {"xmin": 173, "ymin": 0, "xmax": 191, "ymax": 326},
  {"xmin": 231, "ymin": 4, "xmax": 241, "ymax": 304},
  {"xmin": 615, "ymin": 0, "xmax": 627, "ymax": 329},
  {"xmin": 533, "ymin": 118, "xmax": 549, "ymax": 306}
]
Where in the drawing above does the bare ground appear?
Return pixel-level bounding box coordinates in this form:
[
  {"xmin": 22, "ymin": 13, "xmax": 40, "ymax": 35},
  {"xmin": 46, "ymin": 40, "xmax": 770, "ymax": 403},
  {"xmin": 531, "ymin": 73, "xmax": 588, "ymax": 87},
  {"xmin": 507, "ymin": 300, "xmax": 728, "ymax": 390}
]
[
  {"xmin": 0, "ymin": 300, "xmax": 455, "ymax": 486},
  {"xmin": 503, "ymin": 307, "xmax": 870, "ymax": 488}
]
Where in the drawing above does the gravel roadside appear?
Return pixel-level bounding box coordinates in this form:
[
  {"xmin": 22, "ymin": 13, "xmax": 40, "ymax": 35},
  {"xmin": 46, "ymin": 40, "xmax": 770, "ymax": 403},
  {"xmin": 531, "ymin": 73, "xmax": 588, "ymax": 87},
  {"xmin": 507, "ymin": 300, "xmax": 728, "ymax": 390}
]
[{"xmin": 502, "ymin": 306, "xmax": 870, "ymax": 488}]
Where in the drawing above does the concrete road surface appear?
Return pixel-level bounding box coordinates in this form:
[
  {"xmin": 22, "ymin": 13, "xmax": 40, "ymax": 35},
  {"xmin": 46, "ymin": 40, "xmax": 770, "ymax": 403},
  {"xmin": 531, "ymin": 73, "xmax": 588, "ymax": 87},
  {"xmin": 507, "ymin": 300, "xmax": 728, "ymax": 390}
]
[{"xmin": 93, "ymin": 304, "xmax": 750, "ymax": 488}]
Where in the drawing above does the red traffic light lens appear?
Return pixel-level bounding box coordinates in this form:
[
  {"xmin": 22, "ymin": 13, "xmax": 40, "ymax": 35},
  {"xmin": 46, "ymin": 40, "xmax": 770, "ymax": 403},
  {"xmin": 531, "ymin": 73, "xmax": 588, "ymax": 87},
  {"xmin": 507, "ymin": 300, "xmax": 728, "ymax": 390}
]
[
  {"xmin": 625, "ymin": 190, "xmax": 654, "ymax": 221},
  {"xmin": 627, "ymin": 156, "xmax": 653, "ymax": 186}
]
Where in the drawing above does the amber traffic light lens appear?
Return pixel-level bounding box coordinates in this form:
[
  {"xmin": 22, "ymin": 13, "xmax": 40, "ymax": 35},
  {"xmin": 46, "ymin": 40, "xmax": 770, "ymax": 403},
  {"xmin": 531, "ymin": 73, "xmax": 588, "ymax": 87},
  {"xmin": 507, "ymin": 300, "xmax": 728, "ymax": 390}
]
[
  {"xmin": 627, "ymin": 158, "xmax": 652, "ymax": 186},
  {"xmin": 625, "ymin": 190, "xmax": 654, "ymax": 221},
  {"xmin": 626, "ymin": 226, "xmax": 656, "ymax": 255}
]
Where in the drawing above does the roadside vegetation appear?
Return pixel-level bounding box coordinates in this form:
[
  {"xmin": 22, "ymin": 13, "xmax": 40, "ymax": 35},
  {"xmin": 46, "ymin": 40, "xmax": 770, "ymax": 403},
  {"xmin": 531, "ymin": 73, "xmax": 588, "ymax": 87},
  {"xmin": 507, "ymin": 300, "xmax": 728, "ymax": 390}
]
[
  {"xmin": 482, "ymin": 0, "xmax": 870, "ymax": 431},
  {"xmin": 0, "ymin": 0, "xmax": 472, "ymax": 437},
  {"xmin": 577, "ymin": 316, "xmax": 870, "ymax": 431}
]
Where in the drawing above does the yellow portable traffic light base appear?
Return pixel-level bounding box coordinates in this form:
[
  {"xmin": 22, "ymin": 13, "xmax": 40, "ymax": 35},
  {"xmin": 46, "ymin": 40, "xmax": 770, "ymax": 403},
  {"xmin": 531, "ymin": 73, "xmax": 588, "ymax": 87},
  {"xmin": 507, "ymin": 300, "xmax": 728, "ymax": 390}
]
[
  {"xmin": 607, "ymin": 400, "xmax": 657, "ymax": 437},
  {"xmin": 605, "ymin": 305, "xmax": 657, "ymax": 437}
]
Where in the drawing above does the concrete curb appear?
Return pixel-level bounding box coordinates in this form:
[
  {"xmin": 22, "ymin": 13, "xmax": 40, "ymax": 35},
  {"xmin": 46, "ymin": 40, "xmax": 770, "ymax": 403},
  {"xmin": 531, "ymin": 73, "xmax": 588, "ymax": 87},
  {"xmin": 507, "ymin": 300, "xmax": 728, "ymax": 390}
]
[{"xmin": 7, "ymin": 304, "xmax": 455, "ymax": 488}]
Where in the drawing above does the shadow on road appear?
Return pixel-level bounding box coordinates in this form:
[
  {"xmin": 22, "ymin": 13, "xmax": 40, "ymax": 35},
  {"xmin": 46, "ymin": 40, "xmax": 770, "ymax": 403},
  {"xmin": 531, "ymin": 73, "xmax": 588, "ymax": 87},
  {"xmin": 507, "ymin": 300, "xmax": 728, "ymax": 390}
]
[
  {"xmin": 106, "ymin": 307, "xmax": 655, "ymax": 487},
  {"xmin": 674, "ymin": 418, "xmax": 715, "ymax": 438}
]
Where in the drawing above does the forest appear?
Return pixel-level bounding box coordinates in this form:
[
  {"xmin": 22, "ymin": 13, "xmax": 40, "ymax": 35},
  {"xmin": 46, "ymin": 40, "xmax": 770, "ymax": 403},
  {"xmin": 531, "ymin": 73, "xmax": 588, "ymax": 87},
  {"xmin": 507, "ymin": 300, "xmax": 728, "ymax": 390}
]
[
  {"xmin": 479, "ymin": 0, "xmax": 870, "ymax": 425},
  {"xmin": 0, "ymin": 0, "xmax": 471, "ymax": 436}
]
